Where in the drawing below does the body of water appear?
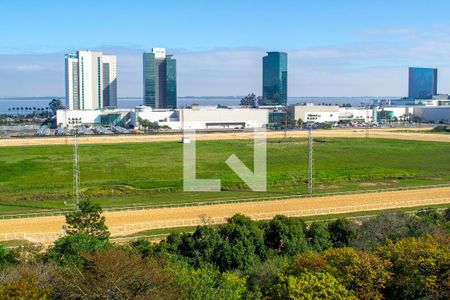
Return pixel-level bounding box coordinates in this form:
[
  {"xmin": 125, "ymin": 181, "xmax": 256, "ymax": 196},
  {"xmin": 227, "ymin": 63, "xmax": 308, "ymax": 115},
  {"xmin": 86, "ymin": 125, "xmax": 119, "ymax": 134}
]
[{"xmin": 0, "ymin": 96, "xmax": 387, "ymax": 114}]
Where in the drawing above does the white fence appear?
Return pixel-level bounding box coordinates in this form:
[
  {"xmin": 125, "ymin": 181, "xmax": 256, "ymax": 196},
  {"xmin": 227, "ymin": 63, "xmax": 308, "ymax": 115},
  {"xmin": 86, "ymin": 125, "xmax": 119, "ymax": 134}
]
[
  {"xmin": 1, "ymin": 183, "xmax": 449, "ymax": 220},
  {"xmin": 108, "ymin": 196, "xmax": 450, "ymax": 236},
  {"xmin": 1, "ymin": 196, "xmax": 448, "ymax": 246}
]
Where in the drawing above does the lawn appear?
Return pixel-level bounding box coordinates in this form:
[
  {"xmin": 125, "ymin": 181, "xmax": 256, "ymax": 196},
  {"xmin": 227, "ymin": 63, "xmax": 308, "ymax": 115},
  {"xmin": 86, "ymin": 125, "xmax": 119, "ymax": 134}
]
[{"xmin": 0, "ymin": 138, "xmax": 449, "ymax": 214}]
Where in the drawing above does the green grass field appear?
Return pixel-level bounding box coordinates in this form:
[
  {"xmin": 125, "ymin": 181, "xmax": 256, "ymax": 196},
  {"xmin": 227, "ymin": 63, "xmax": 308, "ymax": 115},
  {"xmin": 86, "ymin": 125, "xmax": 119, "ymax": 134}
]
[{"xmin": 0, "ymin": 137, "xmax": 449, "ymax": 214}]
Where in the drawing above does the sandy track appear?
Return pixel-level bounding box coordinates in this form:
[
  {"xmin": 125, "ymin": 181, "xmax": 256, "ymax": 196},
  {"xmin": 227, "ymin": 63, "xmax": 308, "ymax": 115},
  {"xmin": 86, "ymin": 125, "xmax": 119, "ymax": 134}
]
[
  {"xmin": 0, "ymin": 128, "xmax": 448, "ymax": 147},
  {"xmin": 0, "ymin": 187, "xmax": 448, "ymax": 244}
]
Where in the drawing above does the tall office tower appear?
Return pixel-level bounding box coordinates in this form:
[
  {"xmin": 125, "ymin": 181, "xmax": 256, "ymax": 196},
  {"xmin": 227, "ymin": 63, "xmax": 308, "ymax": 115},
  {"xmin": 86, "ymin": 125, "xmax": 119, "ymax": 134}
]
[
  {"xmin": 262, "ymin": 51, "xmax": 288, "ymax": 106},
  {"xmin": 408, "ymin": 67, "xmax": 437, "ymax": 99},
  {"xmin": 143, "ymin": 48, "xmax": 177, "ymax": 109},
  {"xmin": 65, "ymin": 50, "xmax": 117, "ymax": 110},
  {"xmin": 102, "ymin": 55, "xmax": 117, "ymax": 108}
]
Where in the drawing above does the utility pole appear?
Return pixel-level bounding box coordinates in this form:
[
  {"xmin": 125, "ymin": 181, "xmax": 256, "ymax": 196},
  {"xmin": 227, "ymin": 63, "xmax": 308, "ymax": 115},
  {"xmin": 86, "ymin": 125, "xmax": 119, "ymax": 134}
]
[
  {"xmin": 365, "ymin": 106, "xmax": 370, "ymax": 139},
  {"xmin": 307, "ymin": 125, "xmax": 314, "ymax": 195},
  {"xmin": 284, "ymin": 108, "xmax": 288, "ymax": 138},
  {"xmin": 69, "ymin": 118, "xmax": 81, "ymax": 209}
]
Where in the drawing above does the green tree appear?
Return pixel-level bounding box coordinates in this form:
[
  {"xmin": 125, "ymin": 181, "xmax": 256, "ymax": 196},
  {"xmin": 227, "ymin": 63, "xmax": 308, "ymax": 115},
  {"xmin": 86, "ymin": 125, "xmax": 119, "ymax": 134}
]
[
  {"xmin": 168, "ymin": 215, "xmax": 265, "ymax": 272},
  {"xmin": 264, "ymin": 215, "xmax": 309, "ymax": 256},
  {"xmin": 138, "ymin": 117, "xmax": 156, "ymax": 130},
  {"xmin": 411, "ymin": 115, "xmax": 422, "ymax": 124},
  {"xmin": 415, "ymin": 208, "xmax": 443, "ymax": 225},
  {"xmin": 174, "ymin": 265, "xmax": 247, "ymax": 300},
  {"xmin": 215, "ymin": 214, "xmax": 266, "ymax": 272},
  {"xmin": 327, "ymin": 219, "xmax": 356, "ymax": 248},
  {"xmin": 48, "ymin": 99, "xmax": 65, "ymax": 116},
  {"xmin": 240, "ymin": 93, "xmax": 257, "ymax": 106},
  {"xmin": 46, "ymin": 232, "xmax": 110, "ymax": 265},
  {"xmin": 176, "ymin": 225, "xmax": 223, "ymax": 268},
  {"xmin": 129, "ymin": 238, "xmax": 154, "ymax": 258},
  {"xmin": 289, "ymin": 248, "xmax": 392, "ymax": 300},
  {"xmin": 65, "ymin": 200, "xmax": 109, "ymax": 240},
  {"xmin": 306, "ymin": 222, "xmax": 332, "ymax": 252},
  {"xmin": 377, "ymin": 233, "xmax": 450, "ymax": 299},
  {"xmin": 247, "ymin": 256, "xmax": 288, "ymax": 298},
  {"xmin": 0, "ymin": 245, "xmax": 14, "ymax": 268},
  {"xmin": 444, "ymin": 208, "xmax": 450, "ymax": 222},
  {"xmin": 265, "ymin": 271, "xmax": 355, "ymax": 300}
]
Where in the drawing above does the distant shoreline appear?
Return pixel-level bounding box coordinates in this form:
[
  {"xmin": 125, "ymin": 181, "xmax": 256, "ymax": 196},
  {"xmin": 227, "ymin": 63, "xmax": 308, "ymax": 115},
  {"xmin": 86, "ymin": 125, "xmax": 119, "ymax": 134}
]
[{"xmin": 0, "ymin": 96, "xmax": 401, "ymax": 100}]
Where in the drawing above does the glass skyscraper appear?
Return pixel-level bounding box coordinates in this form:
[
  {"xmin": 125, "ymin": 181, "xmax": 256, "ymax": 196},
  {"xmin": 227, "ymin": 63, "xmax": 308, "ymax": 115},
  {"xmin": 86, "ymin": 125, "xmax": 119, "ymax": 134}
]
[
  {"xmin": 262, "ymin": 52, "xmax": 288, "ymax": 105},
  {"xmin": 143, "ymin": 48, "xmax": 177, "ymax": 109},
  {"xmin": 408, "ymin": 67, "xmax": 437, "ymax": 99}
]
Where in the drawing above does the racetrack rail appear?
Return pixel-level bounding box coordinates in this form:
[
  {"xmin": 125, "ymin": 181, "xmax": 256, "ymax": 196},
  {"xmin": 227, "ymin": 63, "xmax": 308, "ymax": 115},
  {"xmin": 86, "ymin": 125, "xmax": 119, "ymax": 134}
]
[{"xmin": 0, "ymin": 186, "xmax": 448, "ymax": 245}]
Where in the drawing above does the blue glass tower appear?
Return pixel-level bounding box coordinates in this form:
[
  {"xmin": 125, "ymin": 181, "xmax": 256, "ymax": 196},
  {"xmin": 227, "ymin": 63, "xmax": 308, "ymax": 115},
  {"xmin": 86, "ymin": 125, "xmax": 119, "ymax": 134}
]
[
  {"xmin": 165, "ymin": 55, "xmax": 177, "ymax": 109},
  {"xmin": 143, "ymin": 48, "xmax": 177, "ymax": 109},
  {"xmin": 408, "ymin": 67, "xmax": 437, "ymax": 99},
  {"xmin": 262, "ymin": 52, "xmax": 288, "ymax": 105}
]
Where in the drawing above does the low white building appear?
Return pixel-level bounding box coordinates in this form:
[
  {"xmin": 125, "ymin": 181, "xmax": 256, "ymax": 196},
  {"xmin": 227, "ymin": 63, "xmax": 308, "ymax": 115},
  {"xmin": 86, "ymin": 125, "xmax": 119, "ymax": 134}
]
[
  {"xmin": 57, "ymin": 105, "xmax": 269, "ymax": 129},
  {"xmin": 288, "ymin": 104, "xmax": 340, "ymax": 123},
  {"xmin": 57, "ymin": 108, "xmax": 135, "ymax": 128},
  {"xmin": 338, "ymin": 108, "xmax": 373, "ymax": 123},
  {"xmin": 374, "ymin": 106, "xmax": 414, "ymax": 122},
  {"xmin": 180, "ymin": 105, "xmax": 268, "ymax": 129},
  {"xmin": 412, "ymin": 107, "xmax": 450, "ymax": 123},
  {"xmin": 288, "ymin": 104, "xmax": 374, "ymax": 123}
]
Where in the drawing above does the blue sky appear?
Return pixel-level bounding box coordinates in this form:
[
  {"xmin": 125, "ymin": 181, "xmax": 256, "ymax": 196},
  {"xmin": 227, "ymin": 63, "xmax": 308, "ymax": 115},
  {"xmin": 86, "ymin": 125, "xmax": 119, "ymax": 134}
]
[{"xmin": 1, "ymin": 0, "xmax": 450, "ymax": 97}]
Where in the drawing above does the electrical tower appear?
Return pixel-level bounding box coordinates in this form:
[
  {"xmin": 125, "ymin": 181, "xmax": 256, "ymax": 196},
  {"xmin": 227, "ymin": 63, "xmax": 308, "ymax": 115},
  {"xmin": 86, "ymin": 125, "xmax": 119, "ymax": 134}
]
[
  {"xmin": 307, "ymin": 126, "xmax": 314, "ymax": 195},
  {"xmin": 69, "ymin": 118, "xmax": 81, "ymax": 208}
]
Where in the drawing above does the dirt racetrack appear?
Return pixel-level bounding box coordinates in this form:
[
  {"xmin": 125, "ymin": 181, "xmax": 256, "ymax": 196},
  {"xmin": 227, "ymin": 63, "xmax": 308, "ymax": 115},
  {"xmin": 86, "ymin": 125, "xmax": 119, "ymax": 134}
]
[
  {"xmin": 0, "ymin": 127, "xmax": 449, "ymax": 147},
  {"xmin": 0, "ymin": 186, "xmax": 449, "ymax": 245}
]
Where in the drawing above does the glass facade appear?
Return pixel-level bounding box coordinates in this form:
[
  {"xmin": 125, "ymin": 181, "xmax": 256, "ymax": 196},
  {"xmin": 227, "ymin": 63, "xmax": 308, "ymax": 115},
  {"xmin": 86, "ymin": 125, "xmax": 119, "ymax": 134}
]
[
  {"xmin": 143, "ymin": 51, "xmax": 177, "ymax": 109},
  {"xmin": 102, "ymin": 63, "xmax": 110, "ymax": 106},
  {"xmin": 165, "ymin": 55, "xmax": 177, "ymax": 109},
  {"xmin": 143, "ymin": 52, "xmax": 156, "ymax": 107},
  {"xmin": 269, "ymin": 111, "xmax": 286, "ymax": 124},
  {"xmin": 408, "ymin": 67, "xmax": 437, "ymax": 99},
  {"xmin": 72, "ymin": 61, "xmax": 79, "ymax": 110},
  {"xmin": 100, "ymin": 114, "xmax": 122, "ymax": 126},
  {"xmin": 262, "ymin": 52, "xmax": 288, "ymax": 105}
]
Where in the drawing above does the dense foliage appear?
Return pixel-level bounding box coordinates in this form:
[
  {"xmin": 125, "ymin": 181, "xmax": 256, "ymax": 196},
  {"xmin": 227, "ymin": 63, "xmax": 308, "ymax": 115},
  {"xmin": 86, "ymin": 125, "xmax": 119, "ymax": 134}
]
[{"xmin": 0, "ymin": 206, "xmax": 449, "ymax": 299}]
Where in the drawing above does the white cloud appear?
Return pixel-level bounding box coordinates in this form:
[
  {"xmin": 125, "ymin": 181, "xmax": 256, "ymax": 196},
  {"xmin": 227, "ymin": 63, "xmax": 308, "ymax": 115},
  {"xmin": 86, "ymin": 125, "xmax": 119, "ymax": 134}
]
[
  {"xmin": 15, "ymin": 64, "xmax": 45, "ymax": 72},
  {"xmin": 360, "ymin": 27, "xmax": 418, "ymax": 40},
  {"xmin": 2, "ymin": 31, "xmax": 450, "ymax": 97}
]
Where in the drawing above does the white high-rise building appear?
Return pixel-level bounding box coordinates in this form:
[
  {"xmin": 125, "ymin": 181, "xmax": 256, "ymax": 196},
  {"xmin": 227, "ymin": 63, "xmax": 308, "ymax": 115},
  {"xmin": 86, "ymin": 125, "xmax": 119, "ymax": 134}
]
[{"xmin": 65, "ymin": 51, "xmax": 117, "ymax": 110}]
